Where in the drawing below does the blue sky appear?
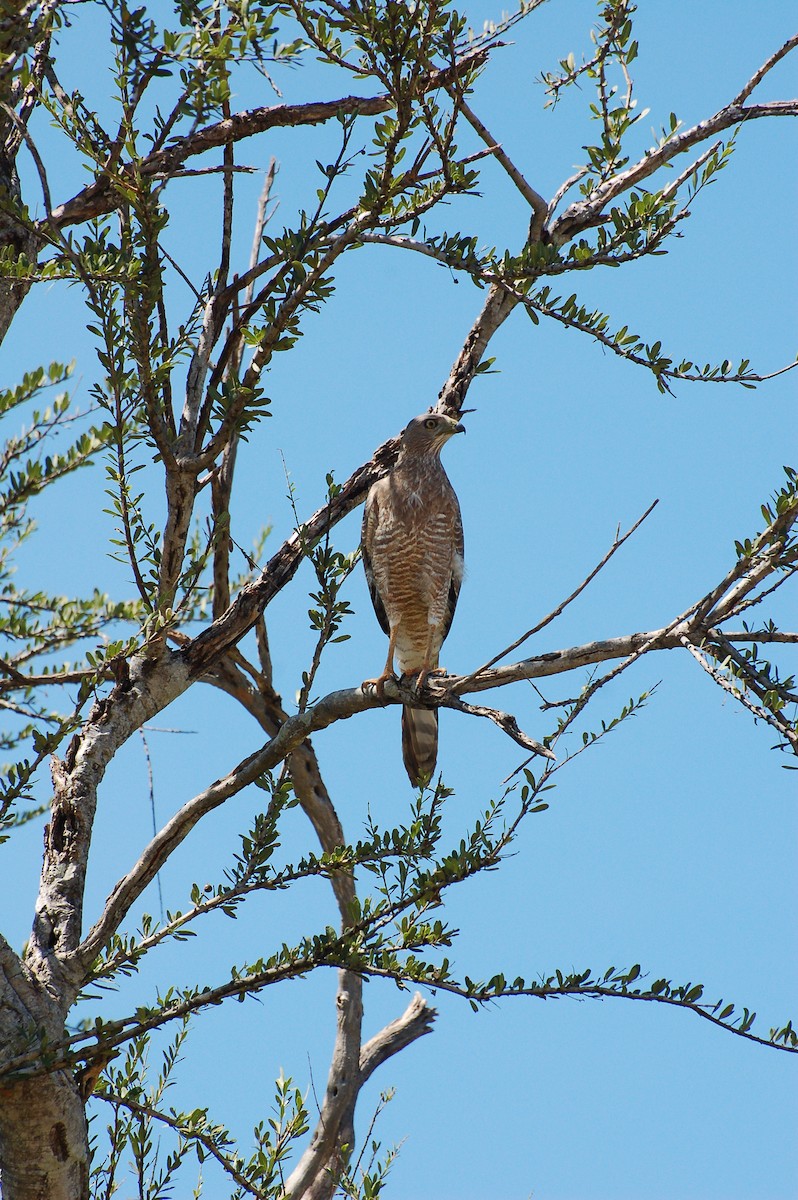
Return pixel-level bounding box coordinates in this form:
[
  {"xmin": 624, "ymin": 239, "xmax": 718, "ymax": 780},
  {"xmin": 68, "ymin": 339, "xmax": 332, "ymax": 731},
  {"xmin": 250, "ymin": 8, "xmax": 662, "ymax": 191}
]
[{"xmin": 2, "ymin": 1, "xmax": 797, "ymax": 1197}]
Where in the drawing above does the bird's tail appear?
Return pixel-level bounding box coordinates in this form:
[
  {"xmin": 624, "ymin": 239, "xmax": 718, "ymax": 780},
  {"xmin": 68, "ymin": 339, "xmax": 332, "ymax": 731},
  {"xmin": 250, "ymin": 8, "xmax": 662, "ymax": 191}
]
[{"xmin": 401, "ymin": 705, "xmax": 438, "ymax": 786}]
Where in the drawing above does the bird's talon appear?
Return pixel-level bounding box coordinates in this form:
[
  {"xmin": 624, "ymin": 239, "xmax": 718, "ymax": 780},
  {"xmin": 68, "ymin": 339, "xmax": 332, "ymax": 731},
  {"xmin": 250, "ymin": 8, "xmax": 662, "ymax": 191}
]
[
  {"xmin": 363, "ymin": 673, "xmax": 395, "ymax": 699},
  {"xmin": 415, "ymin": 666, "xmax": 447, "ymax": 691}
]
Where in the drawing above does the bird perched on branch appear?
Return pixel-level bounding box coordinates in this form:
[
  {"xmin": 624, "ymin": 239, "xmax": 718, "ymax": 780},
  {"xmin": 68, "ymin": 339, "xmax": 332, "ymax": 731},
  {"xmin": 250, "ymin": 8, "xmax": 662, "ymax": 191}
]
[{"xmin": 362, "ymin": 411, "xmax": 465, "ymax": 785}]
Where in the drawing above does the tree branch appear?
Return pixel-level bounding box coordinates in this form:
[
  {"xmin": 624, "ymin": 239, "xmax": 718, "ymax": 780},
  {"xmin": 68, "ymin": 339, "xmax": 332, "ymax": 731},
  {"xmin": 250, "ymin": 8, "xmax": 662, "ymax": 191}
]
[
  {"xmin": 26, "ymin": 656, "xmax": 191, "ymax": 997},
  {"xmin": 9, "ymin": 951, "xmax": 794, "ymax": 1084},
  {"xmin": 73, "ymin": 469, "xmax": 798, "ymax": 970},
  {"xmin": 681, "ymin": 635, "xmax": 798, "ymax": 752},
  {"xmin": 47, "ymin": 48, "xmax": 490, "ymax": 231},
  {"xmin": 355, "ymin": 965, "xmax": 798, "ymax": 1055},
  {"xmin": 97, "ymin": 1090, "xmax": 259, "ymax": 1195},
  {"xmin": 457, "ymin": 499, "xmax": 659, "ymax": 690},
  {"xmin": 550, "ymin": 97, "xmax": 798, "ymax": 246},
  {"xmin": 446, "ymin": 93, "xmax": 547, "ymax": 239},
  {"xmin": 71, "ymin": 613, "xmax": 798, "ymax": 975},
  {"xmin": 358, "ymin": 992, "xmax": 437, "ymax": 1083},
  {"xmin": 443, "ymin": 694, "xmax": 555, "ymax": 759},
  {"xmin": 732, "ymin": 32, "xmax": 798, "ymax": 105},
  {"xmin": 436, "ymin": 282, "xmax": 520, "ymax": 413}
]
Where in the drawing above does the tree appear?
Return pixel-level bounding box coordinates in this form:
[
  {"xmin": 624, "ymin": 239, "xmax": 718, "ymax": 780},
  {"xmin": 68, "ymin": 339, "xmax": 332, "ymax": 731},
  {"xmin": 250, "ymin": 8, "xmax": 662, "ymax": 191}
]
[{"xmin": 0, "ymin": 1, "xmax": 796, "ymax": 1196}]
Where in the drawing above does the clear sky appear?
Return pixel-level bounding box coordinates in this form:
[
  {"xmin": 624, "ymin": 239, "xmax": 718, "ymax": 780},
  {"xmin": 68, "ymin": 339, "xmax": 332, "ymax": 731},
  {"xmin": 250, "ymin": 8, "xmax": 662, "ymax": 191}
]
[{"xmin": 2, "ymin": 2, "xmax": 797, "ymax": 1197}]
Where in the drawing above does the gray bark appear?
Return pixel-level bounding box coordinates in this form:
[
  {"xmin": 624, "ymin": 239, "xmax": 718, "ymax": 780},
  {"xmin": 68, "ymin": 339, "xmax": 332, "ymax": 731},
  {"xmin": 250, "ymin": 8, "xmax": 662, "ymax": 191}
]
[
  {"xmin": 0, "ymin": 654, "xmax": 189, "ymax": 1199},
  {"xmin": 0, "ymin": 1075, "xmax": 89, "ymax": 1200},
  {"xmin": 0, "ymin": 940, "xmax": 88, "ymax": 1199}
]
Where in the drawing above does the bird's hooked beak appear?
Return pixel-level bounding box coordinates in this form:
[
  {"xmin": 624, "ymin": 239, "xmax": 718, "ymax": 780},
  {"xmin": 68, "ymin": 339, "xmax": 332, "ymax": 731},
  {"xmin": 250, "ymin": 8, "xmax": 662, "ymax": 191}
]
[{"xmin": 453, "ymin": 406, "xmax": 475, "ymax": 435}]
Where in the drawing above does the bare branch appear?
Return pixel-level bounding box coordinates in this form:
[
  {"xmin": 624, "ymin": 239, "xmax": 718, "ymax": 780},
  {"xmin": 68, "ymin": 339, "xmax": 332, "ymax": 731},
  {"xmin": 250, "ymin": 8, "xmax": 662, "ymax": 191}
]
[
  {"xmin": 546, "ymin": 163, "xmax": 590, "ymax": 223},
  {"xmin": 732, "ymin": 32, "xmax": 798, "ymax": 105},
  {"xmin": 436, "ymin": 282, "xmax": 519, "ymax": 414},
  {"xmin": 442, "ymin": 693, "xmax": 554, "ymax": 759},
  {"xmin": 457, "ymin": 499, "xmax": 659, "ymax": 690},
  {"xmin": 720, "ymin": 631, "xmax": 798, "ymax": 645},
  {"xmin": 460, "ymin": 626, "xmax": 791, "ymax": 696},
  {"xmin": 153, "ymin": 164, "xmax": 257, "ymax": 179},
  {"xmin": 283, "ymin": 973, "xmax": 363, "ymax": 1199},
  {"xmin": 356, "ymin": 231, "xmax": 453, "ymax": 262},
  {"xmin": 358, "ymin": 992, "xmax": 437, "ymax": 1083},
  {"xmin": 447, "ymin": 94, "xmax": 547, "ymax": 238}
]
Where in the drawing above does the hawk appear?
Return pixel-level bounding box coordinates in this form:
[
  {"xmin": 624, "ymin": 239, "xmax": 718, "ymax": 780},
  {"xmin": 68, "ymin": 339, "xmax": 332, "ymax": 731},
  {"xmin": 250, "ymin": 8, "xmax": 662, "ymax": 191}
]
[{"xmin": 362, "ymin": 412, "xmax": 465, "ymax": 785}]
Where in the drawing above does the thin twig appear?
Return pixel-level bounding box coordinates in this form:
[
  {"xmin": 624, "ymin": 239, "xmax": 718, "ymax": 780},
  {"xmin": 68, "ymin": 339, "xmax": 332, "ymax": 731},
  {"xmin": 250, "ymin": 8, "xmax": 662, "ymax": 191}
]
[
  {"xmin": 100, "ymin": 1090, "xmax": 258, "ymax": 1195},
  {"xmin": 681, "ymin": 635, "xmax": 798, "ymax": 751},
  {"xmin": 454, "ymin": 499, "xmax": 659, "ymax": 693},
  {"xmin": 0, "ymin": 101, "xmax": 52, "ymax": 215},
  {"xmin": 139, "ymin": 730, "xmax": 164, "ymax": 922},
  {"xmin": 442, "ymin": 693, "xmax": 555, "ymax": 758},
  {"xmin": 447, "ymin": 93, "xmax": 548, "ymax": 238},
  {"xmin": 732, "ymin": 32, "xmax": 798, "ymax": 105}
]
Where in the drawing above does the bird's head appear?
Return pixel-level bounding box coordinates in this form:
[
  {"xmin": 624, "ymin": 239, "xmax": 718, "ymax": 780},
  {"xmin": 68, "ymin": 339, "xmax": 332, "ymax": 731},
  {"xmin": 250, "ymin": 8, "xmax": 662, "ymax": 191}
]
[{"xmin": 400, "ymin": 411, "xmax": 466, "ymax": 457}]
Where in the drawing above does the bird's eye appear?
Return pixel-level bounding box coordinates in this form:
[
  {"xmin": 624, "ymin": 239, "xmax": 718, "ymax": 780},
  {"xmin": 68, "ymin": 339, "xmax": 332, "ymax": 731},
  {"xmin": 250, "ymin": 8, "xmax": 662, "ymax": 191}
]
[{"xmin": 424, "ymin": 417, "xmax": 438, "ymax": 429}]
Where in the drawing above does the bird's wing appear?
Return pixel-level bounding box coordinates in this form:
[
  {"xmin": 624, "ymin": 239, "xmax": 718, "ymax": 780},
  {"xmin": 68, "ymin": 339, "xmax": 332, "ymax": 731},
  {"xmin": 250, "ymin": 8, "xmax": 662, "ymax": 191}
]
[
  {"xmin": 361, "ymin": 484, "xmax": 390, "ymax": 636},
  {"xmin": 441, "ymin": 493, "xmax": 464, "ymax": 642}
]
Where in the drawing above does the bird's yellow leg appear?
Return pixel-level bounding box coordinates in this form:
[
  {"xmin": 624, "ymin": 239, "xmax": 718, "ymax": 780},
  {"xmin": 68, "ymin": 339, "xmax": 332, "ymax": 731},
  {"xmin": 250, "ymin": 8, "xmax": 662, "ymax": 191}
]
[
  {"xmin": 415, "ymin": 627, "xmax": 439, "ymax": 690},
  {"xmin": 364, "ymin": 626, "xmax": 398, "ymax": 697}
]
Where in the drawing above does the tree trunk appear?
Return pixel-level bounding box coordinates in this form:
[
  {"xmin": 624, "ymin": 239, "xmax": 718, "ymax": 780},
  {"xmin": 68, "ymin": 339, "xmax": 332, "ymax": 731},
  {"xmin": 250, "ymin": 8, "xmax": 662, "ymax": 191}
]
[
  {"xmin": 0, "ymin": 156, "xmax": 38, "ymax": 347},
  {"xmin": 0, "ymin": 1072, "xmax": 89, "ymax": 1200}
]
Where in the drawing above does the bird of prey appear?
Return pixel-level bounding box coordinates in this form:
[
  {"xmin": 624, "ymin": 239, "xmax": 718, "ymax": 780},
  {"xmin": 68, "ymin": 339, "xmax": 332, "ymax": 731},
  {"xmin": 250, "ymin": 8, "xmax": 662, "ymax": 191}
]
[{"xmin": 362, "ymin": 411, "xmax": 465, "ymax": 785}]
